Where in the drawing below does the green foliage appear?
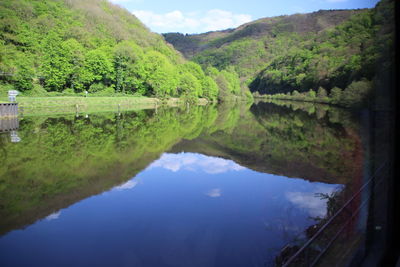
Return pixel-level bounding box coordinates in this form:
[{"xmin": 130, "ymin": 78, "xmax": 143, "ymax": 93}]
[
  {"xmin": 81, "ymin": 47, "xmax": 114, "ymax": 87},
  {"xmin": 308, "ymin": 89, "xmax": 316, "ymax": 99},
  {"xmin": 89, "ymin": 83, "xmax": 107, "ymax": 93},
  {"xmin": 340, "ymin": 79, "xmax": 372, "ymax": 108},
  {"xmin": 248, "ymin": 4, "xmax": 392, "ymax": 99},
  {"xmin": 201, "ymin": 76, "xmax": 219, "ymax": 101},
  {"xmin": 329, "ymin": 87, "xmax": 342, "ymax": 104},
  {"xmin": 91, "ymin": 86, "xmax": 117, "ymax": 96},
  {"xmin": 0, "ymin": 100, "xmax": 362, "ymax": 235},
  {"xmin": 0, "ymin": 0, "xmax": 218, "ymax": 99},
  {"xmin": 164, "ymin": 1, "xmax": 393, "ymax": 107},
  {"xmin": 14, "ymin": 65, "xmax": 34, "ymax": 91},
  {"xmin": 142, "ymin": 51, "xmax": 178, "ymax": 97},
  {"xmin": 178, "ymin": 72, "xmax": 201, "ymax": 100},
  {"xmin": 317, "ymin": 87, "xmax": 327, "ymax": 99}
]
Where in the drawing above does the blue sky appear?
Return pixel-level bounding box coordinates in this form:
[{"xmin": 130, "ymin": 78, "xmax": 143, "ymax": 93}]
[{"xmin": 110, "ymin": 0, "xmax": 380, "ymax": 34}]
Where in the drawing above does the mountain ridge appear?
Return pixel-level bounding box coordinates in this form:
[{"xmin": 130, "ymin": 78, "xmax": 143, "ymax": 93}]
[{"xmin": 163, "ymin": 8, "xmax": 367, "ymax": 58}]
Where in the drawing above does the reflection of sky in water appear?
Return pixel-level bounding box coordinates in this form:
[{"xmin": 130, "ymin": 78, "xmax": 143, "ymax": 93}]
[
  {"xmin": 149, "ymin": 152, "xmax": 245, "ymax": 173},
  {"xmin": 0, "ymin": 152, "xmax": 342, "ymax": 267},
  {"xmin": 286, "ymin": 184, "xmax": 343, "ymax": 218},
  {"xmin": 45, "ymin": 211, "xmax": 61, "ymax": 221},
  {"xmin": 113, "ymin": 180, "xmax": 139, "ymax": 191}
]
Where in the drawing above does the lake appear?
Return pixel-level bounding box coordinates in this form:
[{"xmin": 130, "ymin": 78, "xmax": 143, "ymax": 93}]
[{"xmin": 0, "ymin": 101, "xmax": 368, "ymax": 266}]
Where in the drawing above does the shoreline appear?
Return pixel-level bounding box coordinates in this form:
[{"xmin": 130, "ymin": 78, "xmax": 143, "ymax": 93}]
[{"xmin": 0, "ymin": 96, "xmax": 211, "ymax": 116}]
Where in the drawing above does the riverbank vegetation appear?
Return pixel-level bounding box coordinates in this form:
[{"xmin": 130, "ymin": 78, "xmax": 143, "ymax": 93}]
[{"xmin": 254, "ymin": 79, "xmax": 373, "ymax": 108}]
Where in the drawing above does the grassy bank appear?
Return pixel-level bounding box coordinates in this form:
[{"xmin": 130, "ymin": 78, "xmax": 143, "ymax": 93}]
[{"xmin": 0, "ymin": 96, "xmax": 209, "ymax": 116}]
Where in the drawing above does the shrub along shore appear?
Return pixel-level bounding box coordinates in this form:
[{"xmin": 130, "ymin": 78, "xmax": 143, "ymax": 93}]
[{"xmin": 252, "ymin": 79, "xmax": 372, "ymax": 108}]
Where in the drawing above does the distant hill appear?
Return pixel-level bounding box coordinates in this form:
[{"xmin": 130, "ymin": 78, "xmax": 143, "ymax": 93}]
[
  {"xmin": 163, "ymin": 9, "xmax": 363, "ymax": 58},
  {"xmin": 164, "ymin": 0, "xmax": 394, "ymax": 107}
]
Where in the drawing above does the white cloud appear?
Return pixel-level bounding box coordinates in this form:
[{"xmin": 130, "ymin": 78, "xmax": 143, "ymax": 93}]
[
  {"xmin": 285, "ymin": 185, "xmax": 341, "ymax": 218},
  {"xmin": 205, "ymin": 188, "xmax": 222, "ymax": 198},
  {"xmin": 46, "ymin": 211, "xmax": 61, "ymax": 221},
  {"xmin": 113, "ymin": 180, "xmax": 138, "ymax": 191},
  {"xmin": 149, "ymin": 153, "xmax": 245, "ymax": 174},
  {"xmin": 131, "ymin": 9, "xmax": 252, "ymax": 33}
]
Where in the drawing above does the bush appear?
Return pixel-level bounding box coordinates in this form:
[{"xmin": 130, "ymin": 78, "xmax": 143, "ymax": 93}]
[
  {"xmin": 341, "ymin": 80, "xmax": 372, "ymax": 107},
  {"xmin": 61, "ymin": 88, "xmax": 76, "ymax": 96},
  {"xmin": 317, "ymin": 87, "xmax": 327, "ymax": 98},
  {"xmin": 0, "ymin": 83, "xmax": 15, "ymax": 97},
  {"xmin": 14, "ymin": 66, "xmax": 34, "ymax": 92},
  {"xmin": 21, "ymin": 84, "xmax": 48, "ymax": 96},
  {"xmin": 253, "ymin": 91, "xmax": 261, "ymax": 98},
  {"xmin": 88, "ymin": 83, "xmax": 107, "ymax": 93},
  {"xmin": 308, "ymin": 89, "xmax": 316, "ymax": 99},
  {"xmin": 329, "ymin": 87, "xmax": 342, "ymax": 105},
  {"xmin": 91, "ymin": 86, "xmax": 116, "ymax": 96}
]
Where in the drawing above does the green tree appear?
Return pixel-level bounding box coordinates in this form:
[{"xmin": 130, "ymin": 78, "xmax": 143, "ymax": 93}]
[
  {"xmin": 329, "ymin": 87, "xmax": 342, "ymax": 104},
  {"xmin": 142, "ymin": 51, "xmax": 178, "ymax": 97},
  {"xmin": 202, "ymin": 76, "xmax": 219, "ymax": 101},
  {"xmin": 308, "ymin": 89, "xmax": 316, "ymax": 99},
  {"xmin": 40, "ymin": 32, "xmax": 74, "ymax": 91},
  {"xmin": 81, "ymin": 47, "xmax": 114, "ymax": 88},
  {"xmin": 317, "ymin": 87, "xmax": 327, "ymax": 98},
  {"xmin": 178, "ymin": 72, "xmax": 201, "ymax": 101},
  {"xmin": 341, "ymin": 80, "xmax": 372, "ymax": 107},
  {"xmin": 14, "ymin": 63, "xmax": 34, "ymax": 92}
]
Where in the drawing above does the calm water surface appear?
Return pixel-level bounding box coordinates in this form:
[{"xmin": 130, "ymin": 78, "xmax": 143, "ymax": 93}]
[{"xmin": 0, "ymin": 101, "xmax": 366, "ymax": 266}]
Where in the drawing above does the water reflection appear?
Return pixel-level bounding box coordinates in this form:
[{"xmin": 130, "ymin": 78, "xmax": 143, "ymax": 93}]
[
  {"xmin": 205, "ymin": 188, "xmax": 222, "ymax": 198},
  {"xmin": 113, "ymin": 180, "xmax": 139, "ymax": 191},
  {"xmin": 285, "ymin": 185, "xmax": 343, "ymax": 218},
  {"xmin": 150, "ymin": 153, "xmax": 245, "ymax": 174},
  {"xmin": 0, "ymin": 101, "xmax": 365, "ymax": 266},
  {"xmin": 0, "ymin": 152, "xmax": 342, "ymax": 267},
  {"xmin": 45, "ymin": 211, "xmax": 61, "ymax": 221}
]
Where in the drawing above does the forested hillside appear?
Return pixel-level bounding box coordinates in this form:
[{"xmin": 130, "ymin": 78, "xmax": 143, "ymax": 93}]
[
  {"xmin": 164, "ymin": 0, "xmax": 394, "ymax": 107},
  {"xmin": 0, "ymin": 0, "xmax": 246, "ymax": 101}
]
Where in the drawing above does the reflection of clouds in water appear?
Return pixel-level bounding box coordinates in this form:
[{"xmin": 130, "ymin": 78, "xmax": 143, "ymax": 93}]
[
  {"xmin": 205, "ymin": 188, "xmax": 221, "ymax": 198},
  {"xmin": 46, "ymin": 211, "xmax": 61, "ymax": 221},
  {"xmin": 150, "ymin": 153, "xmax": 245, "ymax": 174},
  {"xmin": 285, "ymin": 185, "xmax": 341, "ymax": 218},
  {"xmin": 113, "ymin": 180, "xmax": 138, "ymax": 191}
]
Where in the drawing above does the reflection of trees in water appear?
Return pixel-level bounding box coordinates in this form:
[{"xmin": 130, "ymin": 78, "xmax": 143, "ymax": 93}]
[
  {"xmin": 273, "ymin": 184, "xmax": 362, "ymax": 266},
  {"xmin": 314, "ymin": 188, "xmax": 345, "ymax": 221},
  {"xmin": 245, "ymin": 101, "xmax": 361, "ymax": 183},
  {"xmin": 0, "ymin": 100, "xmax": 363, "ymax": 243},
  {"xmin": 262, "ymin": 205, "xmax": 305, "ymax": 267},
  {"xmin": 0, "ymin": 105, "xmax": 221, "ymax": 235}
]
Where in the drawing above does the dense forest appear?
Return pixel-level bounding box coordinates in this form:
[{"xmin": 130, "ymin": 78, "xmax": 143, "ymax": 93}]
[
  {"xmin": 0, "ymin": 0, "xmax": 247, "ymax": 101},
  {"xmin": 164, "ymin": 0, "xmax": 395, "ymax": 108}
]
